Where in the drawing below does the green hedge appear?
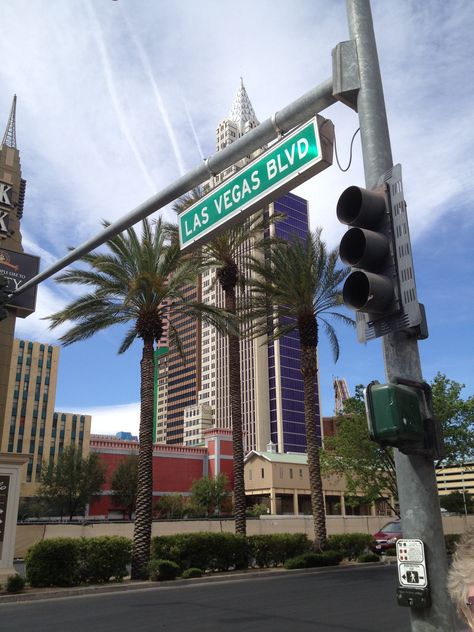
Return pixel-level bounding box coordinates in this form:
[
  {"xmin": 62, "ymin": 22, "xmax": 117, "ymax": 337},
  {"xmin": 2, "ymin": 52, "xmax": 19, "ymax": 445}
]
[
  {"xmin": 5, "ymin": 574, "xmax": 26, "ymax": 593},
  {"xmin": 79, "ymin": 536, "xmax": 131, "ymax": 583},
  {"xmin": 151, "ymin": 533, "xmax": 310, "ymax": 571},
  {"xmin": 149, "ymin": 559, "xmax": 181, "ymax": 581},
  {"xmin": 326, "ymin": 533, "xmax": 375, "ymax": 560},
  {"xmin": 181, "ymin": 567, "xmax": 204, "ymax": 579},
  {"xmin": 25, "ymin": 536, "xmax": 132, "ymax": 588},
  {"xmin": 151, "ymin": 532, "xmax": 249, "ymax": 572},
  {"xmin": 284, "ymin": 551, "xmax": 343, "ymax": 569},
  {"xmin": 248, "ymin": 534, "xmax": 310, "ymax": 567},
  {"xmin": 26, "ymin": 538, "xmax": 81, "ymax": 587}
]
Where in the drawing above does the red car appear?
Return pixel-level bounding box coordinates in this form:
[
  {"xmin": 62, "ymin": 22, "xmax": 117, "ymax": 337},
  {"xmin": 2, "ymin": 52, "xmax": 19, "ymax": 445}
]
[{"xmin": 373, "ymin": 520, "xmax": 402, "ymax": 552}]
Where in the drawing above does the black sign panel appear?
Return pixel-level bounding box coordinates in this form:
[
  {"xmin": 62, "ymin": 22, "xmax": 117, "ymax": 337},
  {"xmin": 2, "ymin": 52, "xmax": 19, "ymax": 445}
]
[
  {"xmin": 0, "ymin": 475, "xmax": 10, "ymax": 543},
  {"xmin": 0, "ymin": 248, "xmax": 40, "ymax": 317}
]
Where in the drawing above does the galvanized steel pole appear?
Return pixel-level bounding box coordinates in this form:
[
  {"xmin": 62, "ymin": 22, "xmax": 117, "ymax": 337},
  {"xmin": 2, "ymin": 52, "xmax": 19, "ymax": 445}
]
[{"xmin": 347, "ymin": 1, "xmax": 456, "ymax": 630}]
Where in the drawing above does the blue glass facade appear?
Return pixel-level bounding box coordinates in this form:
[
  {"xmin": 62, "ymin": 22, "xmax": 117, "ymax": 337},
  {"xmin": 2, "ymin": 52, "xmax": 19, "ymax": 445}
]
[{"xmin": 268, "ymin": 192, "xmax": 322, "ymax": 453}]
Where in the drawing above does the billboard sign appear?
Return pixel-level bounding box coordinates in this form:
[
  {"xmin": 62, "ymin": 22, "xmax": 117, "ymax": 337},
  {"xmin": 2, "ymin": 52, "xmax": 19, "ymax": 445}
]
[{"xmin": 0, "ymin": 248, "xmax": 40, "ymax": 317}]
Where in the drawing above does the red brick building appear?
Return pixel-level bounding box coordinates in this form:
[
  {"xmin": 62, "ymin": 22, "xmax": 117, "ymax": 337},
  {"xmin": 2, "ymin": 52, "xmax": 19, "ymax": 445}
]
[{"xmin": 88, "ymin": 428, "xmax": 234, "ymax": 518}]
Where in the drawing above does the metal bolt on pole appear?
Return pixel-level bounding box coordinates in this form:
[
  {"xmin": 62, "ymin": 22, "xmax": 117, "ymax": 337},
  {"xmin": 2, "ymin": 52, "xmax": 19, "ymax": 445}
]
[{"xmin": 347, "ymin": 1, "xmax": 457, "ymax": 630}]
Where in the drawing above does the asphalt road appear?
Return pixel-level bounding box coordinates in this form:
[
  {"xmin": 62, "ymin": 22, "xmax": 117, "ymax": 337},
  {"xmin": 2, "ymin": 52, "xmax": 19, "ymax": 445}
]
[{"xmin": 1, "ymin": 565, "xmax": 412, "ymax": 632}]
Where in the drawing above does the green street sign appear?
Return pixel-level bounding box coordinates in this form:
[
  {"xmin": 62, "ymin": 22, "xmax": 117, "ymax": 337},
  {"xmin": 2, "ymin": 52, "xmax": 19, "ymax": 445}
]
[{"xmin": 178, "ymin": 115, "xmax": 334, "ymax": 250}]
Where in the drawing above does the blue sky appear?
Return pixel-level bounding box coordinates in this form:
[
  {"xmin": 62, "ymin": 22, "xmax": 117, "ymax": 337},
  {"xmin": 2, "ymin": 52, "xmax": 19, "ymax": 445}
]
[{"xmin": 1, "ymin": 0, "xmax": 473, "ymax": 435}]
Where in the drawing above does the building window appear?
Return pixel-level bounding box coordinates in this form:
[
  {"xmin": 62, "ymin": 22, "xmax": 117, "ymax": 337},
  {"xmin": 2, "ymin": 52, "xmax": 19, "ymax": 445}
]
[{"xmin": 261, "ymin": 468, "xmax": 264, "ymax": 479}]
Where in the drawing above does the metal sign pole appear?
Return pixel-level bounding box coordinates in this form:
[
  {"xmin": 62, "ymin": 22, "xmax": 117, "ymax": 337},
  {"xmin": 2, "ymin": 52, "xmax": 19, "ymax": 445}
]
[{"xmin": 346, "ymin": 1, "xmax": 456, "ymax": 630}]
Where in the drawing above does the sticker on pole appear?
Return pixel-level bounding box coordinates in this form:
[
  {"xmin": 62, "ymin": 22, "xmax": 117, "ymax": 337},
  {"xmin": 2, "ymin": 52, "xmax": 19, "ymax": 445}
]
[{"xmin": 397, "ymin": 539, "xmax": 428, "ymax": 588}]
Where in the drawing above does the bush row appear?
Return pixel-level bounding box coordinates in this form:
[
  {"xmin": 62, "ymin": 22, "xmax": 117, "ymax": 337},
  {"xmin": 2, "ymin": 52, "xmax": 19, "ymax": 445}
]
[
  {"xmin": 25, "ymin": 536, "xmax": 131, "ymax": 588},
  {"xmin": 23, "ymin": 532, "xmax": 381, "ymax": 587},
  {"xmin": 151, "ymin": 532, "xmax": 311, "ymax": 571}
]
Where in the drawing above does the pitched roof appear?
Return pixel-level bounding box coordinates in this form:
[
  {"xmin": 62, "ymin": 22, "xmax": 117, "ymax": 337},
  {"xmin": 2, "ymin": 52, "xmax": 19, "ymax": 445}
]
[{"xmin": 245, "ymin": 450, "xmax": 308, "ymax": 465}]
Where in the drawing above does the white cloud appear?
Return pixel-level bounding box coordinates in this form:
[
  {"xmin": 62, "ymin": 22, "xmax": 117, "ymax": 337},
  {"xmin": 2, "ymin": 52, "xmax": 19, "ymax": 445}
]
[
  {"xmin": 1, "ymin": 0, "xmax": 473, "ymax": 417},
  {"xmin": 80, "ymin": 401, "xmax": 140, "ymax": 437}
]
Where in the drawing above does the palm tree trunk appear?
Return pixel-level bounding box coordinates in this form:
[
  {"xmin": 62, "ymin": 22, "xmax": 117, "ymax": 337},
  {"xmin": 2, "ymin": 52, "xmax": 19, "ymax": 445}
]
[
  {"xmin": 301, "ymin": 343, "xmax": 327, "ymax": 550},
  {"xmin": 131, "ymin": 337, "xmax": 155, "ymax": 579},
  {"xmin": 225, "ymin": 287, "xmax": 247, "ymax": 536}
]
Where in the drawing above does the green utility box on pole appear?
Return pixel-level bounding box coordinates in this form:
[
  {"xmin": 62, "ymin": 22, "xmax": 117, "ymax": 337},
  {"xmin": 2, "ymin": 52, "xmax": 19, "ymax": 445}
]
[{"xmin": 365, "ymin": 382, "xmax": 424, "ymax": 447}]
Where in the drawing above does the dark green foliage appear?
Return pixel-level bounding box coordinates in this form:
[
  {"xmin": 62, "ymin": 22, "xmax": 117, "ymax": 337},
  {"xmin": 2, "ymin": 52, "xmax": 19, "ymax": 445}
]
[
  {"xmin": 39, "ymin": 446, "xmax": 106, "ymax": 521},
  {"xmin": 78, "ymin": 536, "xmax": 131, "ymax": 583},
  {"xmin": 181, "ymin": 567, "xmax": 204, "ymax": 579},
  {"xmin": 445, "ymin": 534, "xmax": 462, "ymax": 555},
  {"xmin": 384, "ymin": 546, "xmax": 396, "ymax": 556},
  {"xmin": 189, "ymin": 474, "xmax": 230, "ymax": 518},
  {"xmin": 151, "ymin": 532, "xmax": 250, "ymax": 572},
  {"xmin": 246, "ymin": 503, "xmax": 269, "ymax": 517},
  {"xmin": 111, "ymin": 456, "xmax": 138, "ymax": 519},
  {"xmin": 148, "ymin": 559, "xmax": 180, "ymax": 581},
  {"xmin": 5, "ymin": 574, "xmax": 26, "ymax": 593},
  {"xmin": 248, "ymin": 534, "xmax": 310, "ymax": 567},
  {"xmin": 357, "ymin": 552, "xmax": 380, "ymax": 563},
  {"xmin": 155, "ymin": 494, "xmax": 186, "ymax": 519},
  {"xmin": 326, "ymin": 533, "xmax": 375, "ymax": 560},
  {"xmin": 25, "ymin": 536, "xmax": 132, "ymax": 587},
  {"xmin": 284, "ymin": 551, "xmax": 343, "ymax": 569},
  {"xmin": 440, "ymin": 491, "xmax": 473, "ymax": 514},
  {"xmin": 25, "ymin": 538, "xmax": 81, "ymax": 587}
]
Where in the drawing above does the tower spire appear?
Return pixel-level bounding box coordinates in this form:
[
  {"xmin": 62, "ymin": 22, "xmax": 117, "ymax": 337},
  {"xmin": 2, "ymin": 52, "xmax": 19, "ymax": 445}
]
[
  {"xmin": 2, "ymin": 95, "xmax": 17, "ymax": 148},
  {"xmin": 229, "ymin": 78, "xmax": 259, "ymax": 130}
]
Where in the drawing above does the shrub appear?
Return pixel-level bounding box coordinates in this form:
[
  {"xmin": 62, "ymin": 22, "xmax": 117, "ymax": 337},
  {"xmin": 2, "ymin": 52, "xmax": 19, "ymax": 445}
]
[
  {"xmin": 5, "ymin": 574, "xmax": 26, "ymax": 593},
  {"xmin": 284, "ymin": 551, "xmax": 343, "ymax": 569},
  {"xmin": 246, "ymin": 503, "xmax": 269, "ymax": 517},
  {"xmin": 384, "ymin": 546, "xmax": 396, "ymax": 556},
  {"xmin": 326, "ymin": 533, "xmax": 375, "ymax": 560},
  {"xmin": 149, "ymin": 559, "xmax": 180, "ymax": 581},
  {"xmin": 25, "ymin": 538, "xmax": 81, "ymax": 587},
  {"xmin": 248, "ymin": 534, "xmax": 310, "ymax": 567},
  {"xmin": 181, "ymin": 567, "xmax": 203, "ymax": 579},
  {"xmin": 151, "ymin": 533, "xmax": 250, "ymax": 572},
  {"xmin": 357, "ymin": 552, "xmax": 380, "ymax": 563},
  {"xmin": 79, "ymin": 536, "xmax": 131, "ymax": 583}
]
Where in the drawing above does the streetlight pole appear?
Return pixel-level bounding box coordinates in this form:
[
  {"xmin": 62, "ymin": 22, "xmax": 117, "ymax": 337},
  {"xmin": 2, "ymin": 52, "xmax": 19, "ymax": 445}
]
[{"xmin": 346, "ymin": 1, "xmax": 456, "ymax": 630}]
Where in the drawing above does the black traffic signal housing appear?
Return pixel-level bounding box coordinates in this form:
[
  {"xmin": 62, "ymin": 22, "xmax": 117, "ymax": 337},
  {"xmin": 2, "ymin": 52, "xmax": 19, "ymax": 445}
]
[
  {"xmin": 336, "ymin": 164, "xmax": 427, "ymax": 342},
  {"xmin": 337, "ymin": 184, "xmax": 397, "ymax": 317},
  {"xmin": 0, "ymin": 275, "xmax": 11, "ymax": 321}
]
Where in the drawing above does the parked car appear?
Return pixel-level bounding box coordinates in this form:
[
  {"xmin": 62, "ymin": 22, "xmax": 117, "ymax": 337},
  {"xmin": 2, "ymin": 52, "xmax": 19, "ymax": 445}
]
[{"xmin": 372, "ymin": 520, "xmax": 402, "ymax": 552}]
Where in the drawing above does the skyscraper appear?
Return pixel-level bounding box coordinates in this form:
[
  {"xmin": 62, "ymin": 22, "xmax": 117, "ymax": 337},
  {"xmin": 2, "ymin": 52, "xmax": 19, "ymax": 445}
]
[
  {"xmin": 157, "ymin": 80, "xmax": 322, "ymax": 454},
  {"xmin": 0, "ymin": 96, "xmax": 26, "ymax": 433},
  {"xmin": 1, "ymin": 338, "xmax": 91, "ymax": 497},
  {"xmin": 0, "ymin": 99, "xmax": 91, "ymax": 498}
]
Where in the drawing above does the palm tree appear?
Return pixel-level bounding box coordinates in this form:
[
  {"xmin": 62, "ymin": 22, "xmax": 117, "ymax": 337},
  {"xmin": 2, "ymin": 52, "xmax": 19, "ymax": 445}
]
[
  {"xmin": 46, "ymin": 217, "xmax": 231, "ymax": 578},
  {"xmin": 245, "ymin": 228, "xmax": 353, "ymax": 548},
  {"xmin": 173, "ymin": 190, "xmax": 281, "ymax": 536}
]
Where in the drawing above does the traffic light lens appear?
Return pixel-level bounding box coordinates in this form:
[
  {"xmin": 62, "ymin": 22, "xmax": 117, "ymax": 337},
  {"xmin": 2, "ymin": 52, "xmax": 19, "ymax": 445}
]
[
  {"xmin": 337, "ymin": 186, "xmax": 386, "ymax": 228},
  {"xmin": 340, "ymin": 227, "xmax": 390, "ymax": 270},
  {"xmin": 337, "ymin": 186, "xmax": 362, "ymax": 225},
  {"xmin": 343, "ymin": 270, "xmax": 394, "ymax": 314}
]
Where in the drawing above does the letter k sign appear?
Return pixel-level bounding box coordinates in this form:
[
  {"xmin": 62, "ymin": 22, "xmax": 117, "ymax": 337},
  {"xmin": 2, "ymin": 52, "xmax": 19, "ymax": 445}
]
[
  {"xmin": 0, "ymin": 183, "xmax": 12, "ymax": 206},
  {"xmin": 0, "ymin": 210, "xmax": 9, "ymax": 234}
]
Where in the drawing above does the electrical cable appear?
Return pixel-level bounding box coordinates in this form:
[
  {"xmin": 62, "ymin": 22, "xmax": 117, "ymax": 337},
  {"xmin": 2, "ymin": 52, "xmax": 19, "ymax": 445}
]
[{"xmin": 334, "ymin": 127, "xmax": 360, "ymax": 172}]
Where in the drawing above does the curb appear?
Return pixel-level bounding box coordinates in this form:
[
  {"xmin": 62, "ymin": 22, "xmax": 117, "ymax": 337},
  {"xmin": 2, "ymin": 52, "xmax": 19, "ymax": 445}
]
[{"xmin": 0, "ymin": 562, "xmax": 392, "ymax": 604}]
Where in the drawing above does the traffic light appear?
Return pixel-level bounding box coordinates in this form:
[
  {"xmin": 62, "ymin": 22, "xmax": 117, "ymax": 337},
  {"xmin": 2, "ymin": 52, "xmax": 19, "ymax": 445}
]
[
  {"xmin": 336, "ymin": 164, "xmax": 427, "ymax": 342},
  {"xmin": 337, "ymin": 184, "xmax": 397, "ymax": 317},
  {"xmin": 0, "ymin": 275, "xmax": 11, "ymax": 321}
]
